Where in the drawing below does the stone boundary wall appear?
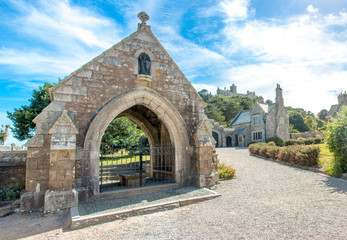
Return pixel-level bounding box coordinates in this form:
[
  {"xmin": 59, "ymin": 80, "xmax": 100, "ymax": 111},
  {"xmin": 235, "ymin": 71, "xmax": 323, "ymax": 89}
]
[
  {"xmin": 0, "ymin": 151, "xmax": 27, "ymax": 189},
  {"xmin": 290, "ymin": 132, "xmax": 324, "ymax": 139},
  {"xmin": 0, "ymin": 145, "xmax": 27, "ymax": 152}
]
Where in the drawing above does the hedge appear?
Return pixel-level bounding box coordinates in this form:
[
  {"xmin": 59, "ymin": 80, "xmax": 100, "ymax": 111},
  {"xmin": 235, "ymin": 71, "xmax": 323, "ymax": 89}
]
[
  {"xmin": 284, "ymin": 137, "xmax": 322, "ymax": 146},
  {"xmin": 249, "ymin": 143, "xmax": 320, "ymax": 167}
]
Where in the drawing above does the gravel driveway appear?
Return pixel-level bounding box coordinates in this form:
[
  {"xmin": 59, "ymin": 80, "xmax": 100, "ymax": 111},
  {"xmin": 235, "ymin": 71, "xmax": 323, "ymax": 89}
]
[{"xmin": 2, "ymin": 148, "xmax": 347, "ymax": 239}]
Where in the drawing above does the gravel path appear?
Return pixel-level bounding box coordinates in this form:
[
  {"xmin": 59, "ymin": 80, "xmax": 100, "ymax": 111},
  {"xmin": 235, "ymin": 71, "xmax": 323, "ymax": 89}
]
[{"xmin": 2, "ymin": 148, "xmax": 347, "ymax": 239}]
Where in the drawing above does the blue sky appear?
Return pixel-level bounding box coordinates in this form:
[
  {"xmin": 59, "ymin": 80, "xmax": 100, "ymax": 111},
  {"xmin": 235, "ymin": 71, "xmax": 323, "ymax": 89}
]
[{"xmin": 0, "ymin": 0, "xmax": 346, "ymax": 146}]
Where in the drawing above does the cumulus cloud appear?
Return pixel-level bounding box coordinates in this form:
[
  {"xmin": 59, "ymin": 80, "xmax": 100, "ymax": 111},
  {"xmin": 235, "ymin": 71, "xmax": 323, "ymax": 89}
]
[
  {"xmin": 0, "ymin": 0, "xmax": 119, "ymax": 77},
  {"xmin": 216, "ymin": 3, "xmax": 347, "ymax": 113}
]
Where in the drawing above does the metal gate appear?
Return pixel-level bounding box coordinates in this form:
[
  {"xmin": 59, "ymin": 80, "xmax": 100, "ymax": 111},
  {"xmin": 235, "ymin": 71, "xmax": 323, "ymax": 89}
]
[{"xmin": 99, "ymin": 142, "xmax": 175, "ymax": 192}]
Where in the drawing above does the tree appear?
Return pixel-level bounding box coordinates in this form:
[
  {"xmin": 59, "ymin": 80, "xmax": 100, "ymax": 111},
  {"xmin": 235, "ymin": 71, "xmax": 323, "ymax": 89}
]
[
  {"xmin": 304, "ymin": 115, "xmax": 317, "ymax": 132},
  {"xmin": 198, "ymin": 89, "xmax": 211, "ymax": 102},
  {"xmin": 7, "ymin": 83, "xmax": 53, "ymax": 141},
  {"xmin": 288, "ymin": 110, "xmax": 310, "ymax": 132},
  {"xmin": 326, "ymin": 106, "xmax": 347, "ymax": 176},
  {"xmin": 101, "ymin": 117, "xmax": 149, "ymax": 149},
  {"xmin": 317, "ymin": 109, "xmax": 328, "ymax": 122},
  {"xmin": 0, "ymin": 124, "xmax": 10, "ymax": 145}
]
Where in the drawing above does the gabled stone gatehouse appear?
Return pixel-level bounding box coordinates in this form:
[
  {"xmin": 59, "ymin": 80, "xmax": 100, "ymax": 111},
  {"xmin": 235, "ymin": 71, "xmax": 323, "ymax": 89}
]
[{"xmin": 22, "ymin": 12, "xmax": 218, "ymax": 212}]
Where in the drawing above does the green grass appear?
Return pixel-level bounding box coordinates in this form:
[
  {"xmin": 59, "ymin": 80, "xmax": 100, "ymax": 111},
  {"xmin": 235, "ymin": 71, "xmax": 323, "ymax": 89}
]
[
  {"xmin": 99, "ymin": 155, "xmax": 150, "ymax": 166},
  {"xmin": 317, "ymin": 143, "xmax": 338, "ymax": 176}
]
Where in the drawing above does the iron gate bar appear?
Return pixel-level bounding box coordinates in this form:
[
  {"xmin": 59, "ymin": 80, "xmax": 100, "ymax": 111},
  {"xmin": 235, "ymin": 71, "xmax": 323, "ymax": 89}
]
[{"xmin": 99, "ymin": 142, "xmax": 174, "ymax": 192}]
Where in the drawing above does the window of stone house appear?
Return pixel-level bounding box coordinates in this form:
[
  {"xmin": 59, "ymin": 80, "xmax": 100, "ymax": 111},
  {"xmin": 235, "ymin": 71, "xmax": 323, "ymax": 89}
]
[
  {"xmin": 253, "ymin": 116, "xmax": 262, "ymax": 125},
  {"xmin": 252, "ymin": 131, "xmax": 263, "ymax": 141},
  {"xmin": 238, "ymin": 135, "xmax": 243, "ymax": 142}
]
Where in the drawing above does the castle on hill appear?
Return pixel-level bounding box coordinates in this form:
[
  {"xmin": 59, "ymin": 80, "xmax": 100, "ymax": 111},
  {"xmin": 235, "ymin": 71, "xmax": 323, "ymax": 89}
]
[{"xmin": 217, "ymin": 84, "xmax": 256, "ymax": 98}]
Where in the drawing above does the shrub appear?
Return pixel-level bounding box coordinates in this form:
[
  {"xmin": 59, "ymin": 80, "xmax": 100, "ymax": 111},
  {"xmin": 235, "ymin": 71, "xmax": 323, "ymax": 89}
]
[
  {"xmin": 217, "ymin": 163, "xmax": 236, "ymax": 179},
  {"xmin": 277, "ymin": 145, "xmax": 320, "ymax": 167},
  {"xmin": 266, "ymin": 137, "xmax": 283, "ymax": 146},
  {"xmin": 250, "ymin": 143, "xmax": 320, "ymax": 167},
  {"xmin": 284, "ymin": 139, "xmax": 298, "ymax": 146},
  {"xmin": 0, "ymin": 182, "xmax": 25, "ymax": 201},
  {"xmin": 284, "ymin": 137, "xmax": 322, "ymax": 146},
  {"xmin": 326, "ymin": 107, "xmax": 347, "ymax": 176},
  {"xmin": 248, "ymin": 143, "xmax": 280, "ymax": 159}
]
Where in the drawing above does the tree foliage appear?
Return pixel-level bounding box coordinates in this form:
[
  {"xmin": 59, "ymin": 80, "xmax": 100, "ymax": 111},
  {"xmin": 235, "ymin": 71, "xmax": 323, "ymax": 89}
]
[
  {"xmin": 287, "ymin": 110, "xmax": 310, "ymax": 132},
  {"xmin": 317, "ymin": 109, "xmax": 328, "ymax": 121},
  {"xmin": 101, "ymin": 117, "xmax": 149, "ymax": 149},
  {"xmin": 325, "ymin": 106, "xmax": 347, "ymax": 176},
  {"xmin": 0, "ymin": 124, "xmax": 10, "ymax": 145},
  {"xmin": 7, "ymin": 83, "xmax": 53, "ymax": 141},
  {"xmin": 201, "ymin": 93, "xmax": 254, "ymax": 126}
]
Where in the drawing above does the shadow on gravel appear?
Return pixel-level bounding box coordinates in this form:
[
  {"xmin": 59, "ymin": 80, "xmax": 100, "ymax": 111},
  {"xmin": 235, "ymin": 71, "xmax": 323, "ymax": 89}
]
[
  {"xmin": 321, "ymin": 177, "xmax": 347, "ymax": 193},
  {"xmin": 0, "ymin": 209, "xmax": 71, "ymax": 240}
]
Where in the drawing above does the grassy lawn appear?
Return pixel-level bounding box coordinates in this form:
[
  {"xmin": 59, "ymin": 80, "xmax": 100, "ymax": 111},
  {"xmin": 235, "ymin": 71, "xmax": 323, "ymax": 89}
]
[
  {"xmin": 100, "ymin": 155, "xmax": 150, "ymax": 166},
  {"xmin": 317, "ymin": 143, "xmax": 337, "ymax": 176}
]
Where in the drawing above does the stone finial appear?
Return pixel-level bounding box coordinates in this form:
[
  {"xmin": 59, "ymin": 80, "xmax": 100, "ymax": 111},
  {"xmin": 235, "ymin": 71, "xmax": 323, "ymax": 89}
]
[
  {"xmin": 138, "ymin": 11, "xmax": 149, "ymax": 24},
  {"xmin": 276, "ymin": 83, "xmax": 281, "ymax": 89}
]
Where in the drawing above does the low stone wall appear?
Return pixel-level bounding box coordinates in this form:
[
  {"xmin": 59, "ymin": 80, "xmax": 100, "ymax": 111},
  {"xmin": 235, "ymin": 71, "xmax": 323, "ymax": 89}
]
[
  {"xmin": 290, "ymin": 132, "xmax": 324, "ymax": 139},
  {"xmin": 0, "ymin": 151, "xmax": 27, "ymax": 189},
  {"xmin": 0, "ymin": 145, "xmax": 27, "ymax": 152}
]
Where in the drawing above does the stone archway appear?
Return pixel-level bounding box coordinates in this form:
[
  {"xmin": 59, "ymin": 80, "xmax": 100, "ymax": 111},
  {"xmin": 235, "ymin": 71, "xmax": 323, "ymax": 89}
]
[
  {"xmin": 22, "ymin": 12, "xmax": 218, "ymax": 212},
  {"xmin": 82, "ymin": 87, "xmax": 190, "ymax": 197}
]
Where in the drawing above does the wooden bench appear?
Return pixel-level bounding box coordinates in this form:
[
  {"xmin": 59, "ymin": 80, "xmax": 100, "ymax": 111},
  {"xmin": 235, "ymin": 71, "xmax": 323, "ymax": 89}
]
[{"xmin": 117, "ymin": 172, "xmax": 148, "ymax": 186}]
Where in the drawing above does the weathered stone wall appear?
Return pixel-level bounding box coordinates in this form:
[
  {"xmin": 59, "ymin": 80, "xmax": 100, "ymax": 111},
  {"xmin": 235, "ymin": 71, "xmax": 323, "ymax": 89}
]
[{"xmin": 0, "ymin": 151, "xmax": 26, "ymax": 189}]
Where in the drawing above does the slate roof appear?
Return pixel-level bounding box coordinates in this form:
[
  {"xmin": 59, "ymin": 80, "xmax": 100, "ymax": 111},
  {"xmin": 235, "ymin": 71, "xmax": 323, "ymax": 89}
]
[
  {"xmin": 235, "ymin": 126, "xmax": 248, "ymax": 135},
  {"xmin": 229, "ymin": 110, "xmax": 251, "ymax": 126},
  {"xmin": 328, "ymin": 104, "xmax": 339, "ymax": 118}
]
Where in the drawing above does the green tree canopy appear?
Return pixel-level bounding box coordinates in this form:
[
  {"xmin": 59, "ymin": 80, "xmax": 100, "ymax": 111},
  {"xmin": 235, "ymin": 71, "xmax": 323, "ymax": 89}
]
[
  {"xmin": 326, "ymin": 106, "xmax": 347, "ymax": 175},
  {"xmin": 7, "ymin": 83, "xmax": 53, "ymax": 141},
  {"xmin": 203, "ymin": 94, "xmax": 254, "ymax": 126},
  {"xmin": 198, "ymin": 89, "xmax": 212, "ymax": 102},
  {"xmin": 101, "ymin": 117, "xmax": 149, "ymax": 149},
  {"xmin": 317, "ymin": 109, "xmax": 329, "ymax": 121},
  {"xmin": 287, "ymin": 110, "xmax": 310, "ymax": 132}
]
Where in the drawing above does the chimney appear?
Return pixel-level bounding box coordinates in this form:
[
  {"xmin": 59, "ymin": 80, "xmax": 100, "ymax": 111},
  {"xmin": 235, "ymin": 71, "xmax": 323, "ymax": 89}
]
[{"xmin": 275, "ymin": 84, "xmax": 284, "ymax": 105}]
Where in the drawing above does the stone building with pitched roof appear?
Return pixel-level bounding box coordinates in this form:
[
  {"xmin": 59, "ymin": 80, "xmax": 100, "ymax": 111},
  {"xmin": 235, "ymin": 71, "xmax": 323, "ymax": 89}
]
[
  {"xmin": 211, "ymin": 84, "xmax": 290, "ymax": 147},
  {"xmin": 327, "ymin": 91, "xmax": 347, "ymax": 119}
]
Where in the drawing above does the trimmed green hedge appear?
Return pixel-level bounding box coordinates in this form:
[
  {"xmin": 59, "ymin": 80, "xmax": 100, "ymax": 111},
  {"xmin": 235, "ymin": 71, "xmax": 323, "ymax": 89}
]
[
  {"xmin": 284, "ymin": 137, "xmax": 322, "ymax": 146},
  {"xmin": 249, "ymin": 143, "xmax": 320, "ymax": 167}
]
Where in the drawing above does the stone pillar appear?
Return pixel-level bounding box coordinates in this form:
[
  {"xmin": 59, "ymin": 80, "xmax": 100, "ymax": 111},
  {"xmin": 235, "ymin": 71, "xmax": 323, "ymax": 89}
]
[
  {"xmin": 193, "ymin": 119, "xmax": 219, "ymax": 187},
  {"xmin": 44, "ymin": 110, "xmax": 79, "ymax": 212}
]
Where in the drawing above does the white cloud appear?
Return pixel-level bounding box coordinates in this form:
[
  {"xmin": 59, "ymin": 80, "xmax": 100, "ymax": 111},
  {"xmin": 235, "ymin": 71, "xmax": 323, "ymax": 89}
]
[
  {"xmin": 157, "ymin": 26, "xmax": 228, "ymax": 80},
  {"xmin": 216, "ymin": 3, "xmax": 347, "ymax": 114},
  {"xmin": 307, "ymin": 5, "xmax": 318, "ymax": 14},
  {"xmin": 0, "ymin": 0, "xmax": 119, "ymax": 77},
  {"xmin": 220, "ymin": 0, "xmax": 250, "ymax": 22},
  {"xmin": 192, "ymin": 83, "xmax": 217, "ymax": 95}
]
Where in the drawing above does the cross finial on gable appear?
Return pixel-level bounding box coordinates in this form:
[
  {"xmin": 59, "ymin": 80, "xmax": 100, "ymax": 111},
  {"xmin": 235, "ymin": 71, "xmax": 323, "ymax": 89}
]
[{"xmin": 138, "ymin": 11, "xmax": 149, "ymax": 24}]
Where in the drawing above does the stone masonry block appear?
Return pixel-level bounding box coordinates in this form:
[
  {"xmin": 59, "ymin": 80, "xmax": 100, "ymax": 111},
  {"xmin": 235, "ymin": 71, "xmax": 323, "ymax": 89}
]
[{"xmin": 44, "ymin": 189, "xmax": 78, "ymax": 212}]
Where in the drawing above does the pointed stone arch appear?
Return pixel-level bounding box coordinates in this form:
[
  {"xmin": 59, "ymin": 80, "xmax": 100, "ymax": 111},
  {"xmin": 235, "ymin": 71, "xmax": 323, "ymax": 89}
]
[{"xmin": 82, "ymin": 87, "xmax": 190, "ymax": 196}]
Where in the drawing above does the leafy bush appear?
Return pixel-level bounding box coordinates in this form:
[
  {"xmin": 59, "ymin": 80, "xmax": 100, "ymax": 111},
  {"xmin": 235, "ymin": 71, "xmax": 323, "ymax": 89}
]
[
  {"xmin": 217, "ymin": 163, "xmax": 236, "ymax": 179},
  {"xmin": 325, "ymin": 107, "xmax": 347, "ymax": 176},
  {"xmin": 266, "ymin": 137, "xmax": 283, "ymax": 146},
  {"xmin": 0, "ymin": 182, "xmax": 25, "ymax": 201},
  {"xmin": 249, "ymin": 143, "xmax": 280, "ymax": 159},
  {"xmin": 249, "ymin": 143, "xmax": 320, "ymax": 167},
  {"xmin": 284, "ymin": 137, "xmax": 322, "ymax": 146}
]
